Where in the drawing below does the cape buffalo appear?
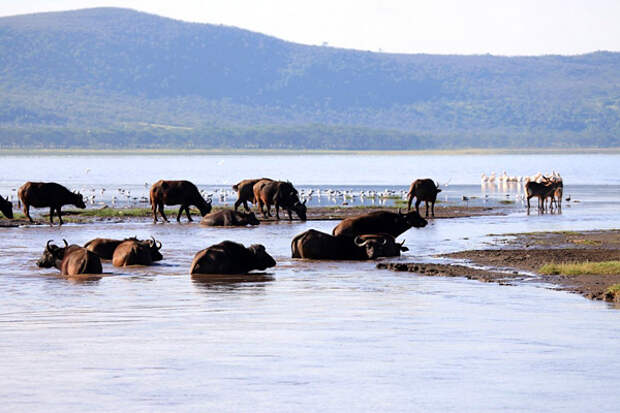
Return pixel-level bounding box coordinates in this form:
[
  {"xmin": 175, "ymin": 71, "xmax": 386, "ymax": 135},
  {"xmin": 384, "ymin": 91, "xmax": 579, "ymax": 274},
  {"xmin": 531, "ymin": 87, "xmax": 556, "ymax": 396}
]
[
  {"xmin": 253, "ymin": 180, "xmax": 307, "ymax": 221},
  {"xmin": 526, "ymin": 180, "xmax": 561, "ymax": 211},
  {"xmin": 200, "ymin": 209, "xmax": 260, "ymax": 226},
  {"xmin": 232, "ymin": 178, "xmax": 273, "ymax": 211},
  {"xmin": 85, "ymin": 236, "xmax": 163, "ymax": 261},
  {"xmin": 0, "ymin": 194, "xmax": 13, "ymax": 219},
  {"xmin": 37, "ymin": 240, "xmax": 102, "ymax": 276},
  {"xmin": 190, "ymin": 241, "xmax": 276, "ymax": 275},
  {"xmin": 407, "ymin": 179, "xmax": 442, "ymax": 217},
  {"xmin": 150, "ymin": 180, "xmax": 212, "ymax": 223},
  {"xmin": 112, "ymin": 237, "xmax": 162, "ymax": 267},
  {"xmin": 291, "ymin": 229, "xmax": 408, "ymax": 260},
  {"xmin": 18, "ymin": 182, "xmax": 86, "ymax": 225},
  {"xmin": 332, "ymin": 209, "xmax": 428, "ymax": 238}
]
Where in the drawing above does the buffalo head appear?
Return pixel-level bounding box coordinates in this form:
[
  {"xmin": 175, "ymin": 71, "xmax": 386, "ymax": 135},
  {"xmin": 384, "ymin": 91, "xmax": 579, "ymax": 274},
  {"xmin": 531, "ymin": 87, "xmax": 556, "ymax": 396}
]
[
  {"xmin": 147, "ymin": 236, "xmax": 163, "ymax": 261},
  {"xmin": 293, "ymin": 199, "xmax": 307, "ymax": 221},
  {"xmin": 244, "ymin": 212, "xmax": 260, "ymax": 226},
  {"xmin": 73, "ymin": 192, "xmax": 86, "ymax": 209},
  {"xmin": 198, "ymin": 197, "xmax": 213, "ymax": 217},
  {"xmin": 248, "ymin": 244, "xmax": 277, "ymax": 270},
  {"xmin": 37, "ymin": 239, "xmax": 68, "ymax": 268},
  {"xmin": 399, "ymin": 208, "xmax": 428, "ymax": 228}
]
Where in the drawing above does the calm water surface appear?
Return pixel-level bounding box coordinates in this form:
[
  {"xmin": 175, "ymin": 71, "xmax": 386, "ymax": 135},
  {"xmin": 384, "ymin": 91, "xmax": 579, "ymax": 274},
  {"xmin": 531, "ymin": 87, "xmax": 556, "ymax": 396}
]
[{"xmin": 1, "ymin": 153, "xmax": 619, "ymax": 412}]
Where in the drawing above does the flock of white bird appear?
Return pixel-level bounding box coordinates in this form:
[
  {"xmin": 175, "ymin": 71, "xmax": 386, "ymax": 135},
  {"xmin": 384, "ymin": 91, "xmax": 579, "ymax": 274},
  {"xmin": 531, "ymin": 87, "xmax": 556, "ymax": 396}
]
[{"xmin": 481, "ymin": 171, "xmax": 563, "ymax": 185}]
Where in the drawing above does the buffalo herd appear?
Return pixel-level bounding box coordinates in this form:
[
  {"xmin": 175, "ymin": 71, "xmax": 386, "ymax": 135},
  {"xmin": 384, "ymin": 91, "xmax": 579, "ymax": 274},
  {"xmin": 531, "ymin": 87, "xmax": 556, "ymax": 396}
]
[{"xmin": 0, "ymin": 174, "xmax": 555, "ymax": 278}]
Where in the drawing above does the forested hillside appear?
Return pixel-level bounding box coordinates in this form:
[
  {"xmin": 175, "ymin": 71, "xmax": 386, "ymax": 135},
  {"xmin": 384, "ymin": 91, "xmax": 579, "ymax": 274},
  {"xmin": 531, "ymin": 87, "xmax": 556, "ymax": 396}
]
[{"xmin": 1, "ymin": 8, "xmax": 618, "ymax": 149}]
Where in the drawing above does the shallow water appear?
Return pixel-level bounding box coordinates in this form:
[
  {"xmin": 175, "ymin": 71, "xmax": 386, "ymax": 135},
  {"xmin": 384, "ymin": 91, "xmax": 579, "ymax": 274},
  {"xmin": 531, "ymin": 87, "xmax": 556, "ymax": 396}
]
[{"xmin": 1, "ymin": 153, "xmax": 620, "ymax": 411}]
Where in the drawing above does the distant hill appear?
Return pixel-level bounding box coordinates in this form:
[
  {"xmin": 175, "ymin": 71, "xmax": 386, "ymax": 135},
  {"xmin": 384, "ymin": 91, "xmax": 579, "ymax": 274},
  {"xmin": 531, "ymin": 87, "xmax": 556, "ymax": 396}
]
[{"xmin": 0, "ymin": 7, "xmax": 619, "ymax": 149}]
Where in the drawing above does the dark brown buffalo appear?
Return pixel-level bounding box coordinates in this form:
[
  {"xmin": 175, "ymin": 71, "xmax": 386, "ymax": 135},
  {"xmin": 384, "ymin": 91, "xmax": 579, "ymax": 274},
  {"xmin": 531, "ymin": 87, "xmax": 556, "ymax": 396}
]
[
  {"xmin": 37, "ymin": 240, "xmax": 102, "ymax": 276},
  {"xmin": 85, "ymin": 236, "xmax": 163, "ymax": 261},
  {"xmin": 0, "ymin": 194, "xmax": 13, "ymax": 219},
  {"xmin": 112, "ymin": 238, "xmax": 162, "ymax": 267},
  {"xmin": 232, "ymin": 178, "xmax": 273, "ymax": 211},
  {"xmin": 150, "ymin": 180, "xmax": 212, "ymax": 223},
  {"xmin": 190, "ymin": 241, "xmax": 276, "ymax": 275},
  {"xmin": 407, "ymin": 179, "xmax": 442, "ymax": 217},
  {"xmin": 253, "ymin": 180, "xmax": 307, "ymax": 221},
  {"xmin": 291, "ymin": 229, "xmax": 408, "ymax": 260},
  {"xmin": 200, "ymin": 209, "xmax": 260, "ymax": 226},
  {"xmin": 333, "ymin": 209, "xmax": 428, "ymax": 238},
  {"xmin": 18, "ymin": 182, "xmax": 86, "ymax": 225},
  {"xmin": 526, "ymin": 180, "xmax": 561, "ymax": 211}
]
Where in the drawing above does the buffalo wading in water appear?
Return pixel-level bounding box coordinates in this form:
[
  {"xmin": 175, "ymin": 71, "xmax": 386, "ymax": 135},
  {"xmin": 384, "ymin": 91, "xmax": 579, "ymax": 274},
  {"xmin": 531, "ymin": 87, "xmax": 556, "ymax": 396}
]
[
  {"xmin": 526, "ymin": 178, "xmax": 562, "ymax": 212},
  {"xmin": 85, "ymin": 236, "xmax": 163, "ymax": 261},
  {"xmin": 291, "ymin": 229, "xmax": 408, "ymax": 260},
  {"xmin": 37, "ymin": 239, "xmax": 102, "ymax": 276},
  {"xmin": 232, "ymin": 178, "xmax": 273, "ymax": 212},
  {"xmin": 200, "ymin": 209, "xmax": 260, "ymax": 226},
  {"xmin": 112, "ymin": 237, "xmax": 163, "ymax": 267},
  {"xmin": 149, "ymin": 180, "xmax": 212, "ymax": 223},
  {"xmin": 18, "ymin": 182, "xmax": 86, "ymax": 225},
  {"xmin": 253, "ymin": 180, "xmax": 307, "ymax": 221},
  {"xmin": 407, "ymin": 179, "xmax": 442, "ymax": 218},
  {"xmin": 190, "ymin": 241, "xmax": 276, "ymax": 275},
  {"xmin": 0, "ymin": 194, "xmax": 13, "ymax": 219},
  {"xmin": 332, "ymin": 209, "xmax": 428, "ymax": 238}
]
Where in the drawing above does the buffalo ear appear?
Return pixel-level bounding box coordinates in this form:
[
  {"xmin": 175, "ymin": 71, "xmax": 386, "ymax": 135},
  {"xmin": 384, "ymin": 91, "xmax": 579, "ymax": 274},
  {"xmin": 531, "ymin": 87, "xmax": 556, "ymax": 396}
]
[{"xmin": 437, "ymin": 188, "xmax": 442, "ymax": 193}]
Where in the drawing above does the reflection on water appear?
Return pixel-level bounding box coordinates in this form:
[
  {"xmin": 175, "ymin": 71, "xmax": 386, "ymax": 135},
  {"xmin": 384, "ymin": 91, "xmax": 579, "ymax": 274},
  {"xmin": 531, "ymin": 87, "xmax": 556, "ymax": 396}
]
[{"xmin": 1, "ymin": 154, "xmax": 620, "ymax": 411}]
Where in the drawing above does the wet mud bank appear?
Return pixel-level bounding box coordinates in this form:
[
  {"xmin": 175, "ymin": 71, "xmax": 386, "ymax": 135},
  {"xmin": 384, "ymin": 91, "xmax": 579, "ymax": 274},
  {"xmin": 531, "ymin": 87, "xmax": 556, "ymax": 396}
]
[{"xmin": 379, "ymin": 230, "xmax": 620, "ymax": 304}]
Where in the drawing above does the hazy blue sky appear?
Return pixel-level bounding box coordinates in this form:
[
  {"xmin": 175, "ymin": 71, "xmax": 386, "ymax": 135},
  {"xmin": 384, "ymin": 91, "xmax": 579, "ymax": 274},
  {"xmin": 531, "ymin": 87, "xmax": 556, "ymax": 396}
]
[{"xmin": 2, "ymin": 0, "xmax": 619, "ymax": 55}]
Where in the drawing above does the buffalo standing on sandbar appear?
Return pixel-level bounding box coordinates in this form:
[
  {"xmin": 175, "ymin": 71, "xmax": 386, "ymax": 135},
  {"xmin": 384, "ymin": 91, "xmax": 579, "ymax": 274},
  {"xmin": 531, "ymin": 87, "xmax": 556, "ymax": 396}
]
[
  {"xmin": 18, "ymin": 182, "xmax": 86, "ymax": 225},
  {"xmin": 253, "ymin": 180, "xmax": 307, "ymax": 221},
  {"xmin": 37, "ymin": 240, "xmax": 102, "ymax": 276},
  {"xmin": 332, "ymin": 210, "xmax": 428, "ymax": 238},
  {"xmin": 200, "ymin": 209, "xmax": 260, "ymax": 226},
  {"xmin": 407, "ymin": 179, "xmax": 442, "ymax": 218},
  {"xmin": 190, "ymin": 241, "xmax": 276, "ymax": 275},
  {"xmin": 0, "ymin": 194, "xmax": 13, "ymax": 219},
  {"xmin": 291, "ymin": 229, "xmax": 408, "ymax": 260},
  {"xmin": 232, "ymin": 178, "xmax": 273, "ymax": 212},
  {"xmin": 149, "ymin": 180, "xmax": 212, "ymax": 223}
]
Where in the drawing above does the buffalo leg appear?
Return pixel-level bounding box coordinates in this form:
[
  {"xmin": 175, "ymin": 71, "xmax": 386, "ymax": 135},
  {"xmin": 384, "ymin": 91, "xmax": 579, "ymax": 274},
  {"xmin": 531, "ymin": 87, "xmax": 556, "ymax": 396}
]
[
  {"xmin": 431, "ymin": 201, "xmax": 436, "ymax": 217},
  {"xmin": 23, "ymin": 204, "xmax": 33, "ymax": 223},
  {"xmin": 265, "ymin": 202, "xmax": 272, "ymax": 217},
  {"xmin": 274, "ymin": 204, "xmax": 281, "ymax": 219},
  {"xmin": 233, "ymin": 199, "xmax": 242, "ymax": 212},
  {"xmin": 287, "ymin": 209, "xmax": 293, "ymax": 221},
  {"xmin": 406, "ymin": 195, "xmax": 413, "ymax": 211},
  {"xmin": 415, "ymin": 199, "xmax": 422, "ymax": 216},
  {"xmin": 57, "ymin": 207, "xmax": 64, "ymax": 226},
  {"xmin": 151, "ymin": 203, "xmax": 158, "ymax": 223},
  {"xmin": 49, "ymin": 207, "xmax": 55, "ymax": 225},
  {"xmin": 526, "ymin": 195, "xmax": 531, "ymax": 209},
  {"xmin": 425, "ymin": 201, "xmax": 430, "ymax": 218},
  {"xmin": 185, "ymin": 206, "xmax": 193, "ymax": 222},
  {"xmin": 159, "ymin": 203, "xmax": 169, "ymax": 222}
]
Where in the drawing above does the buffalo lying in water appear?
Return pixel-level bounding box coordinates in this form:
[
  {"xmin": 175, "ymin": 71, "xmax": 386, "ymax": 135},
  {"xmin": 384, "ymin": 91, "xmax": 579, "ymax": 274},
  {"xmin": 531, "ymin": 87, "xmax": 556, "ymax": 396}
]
[
  {"xmin": 291, "ymin": 229, "xmax": 407, "ymax": 260},
  {"xmin": 18, "ymin": 182, "xmax": 86, "ymax": 225},
  {"xmin": 200, "ymin": 209, "xmax": 260, "ymax": 226},
  {"xmin": 253, "ymin": 180, "xmax": 307, "ymax": 221},
  {"xmin": 112, "ymin": 238, "xmax": 163, "ymax": 267},
  {"xmin": 149, "ymin": 180, "xmax": 212, "ymax": 223},
  {"xmin": 232, "ymin": 178, "xmax": 273, "ymax": 212},
  {"xmin": 407, "ymin": 179, "xmax": 442, "ymax": 217},
  {"xmin": 190, "ymin": 241, "xmax": 276, "ymax": 275},
  {"xmin": 37, "ymin": 240, "xmax": 102, "ymax": 276},
  {"xmin": 85, "ymin": 236, "xmax": 163, "ymax": 263},
  {"xmin": 0, "ymin": 194, "xmax": 13, "ymax": 219},
  {"xmin": 332, "ymin": 210, "xmax": 428, "ymax": 238}
]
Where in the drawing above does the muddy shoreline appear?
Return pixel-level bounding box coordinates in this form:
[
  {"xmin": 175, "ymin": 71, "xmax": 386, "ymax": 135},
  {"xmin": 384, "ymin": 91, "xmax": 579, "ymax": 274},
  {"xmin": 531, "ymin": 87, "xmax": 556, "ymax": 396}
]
[{"xmin": 379, "ymin": 229, "xmax": 620, "ymax": 303}]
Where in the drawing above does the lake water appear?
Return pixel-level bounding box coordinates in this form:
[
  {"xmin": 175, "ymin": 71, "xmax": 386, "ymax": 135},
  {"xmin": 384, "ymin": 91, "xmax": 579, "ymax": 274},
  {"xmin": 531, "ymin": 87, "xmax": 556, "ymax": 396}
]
[{"xmin": 1, "ymin": 153, "xmax": 620, "ymax": 412}]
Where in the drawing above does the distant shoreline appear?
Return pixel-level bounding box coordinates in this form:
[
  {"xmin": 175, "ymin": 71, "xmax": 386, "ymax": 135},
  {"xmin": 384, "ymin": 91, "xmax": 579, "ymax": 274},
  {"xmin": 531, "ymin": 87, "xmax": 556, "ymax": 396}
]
[{"xmin": 2, "ymin": 148, "xmax": 620, "ymax": 156}]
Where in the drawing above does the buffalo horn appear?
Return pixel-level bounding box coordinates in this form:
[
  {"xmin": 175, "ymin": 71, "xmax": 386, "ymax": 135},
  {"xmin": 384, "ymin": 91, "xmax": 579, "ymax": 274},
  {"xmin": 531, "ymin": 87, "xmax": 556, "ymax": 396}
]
[
  {"xmin": 206, "ymin": 197, "xmax": 212, "ymax": 204},
  {"xmin": 381, "ymin": 238, "xmax": 388, "ymax": 245},
  {"xmin": 46, "ymin": 239, "xmax": 54, "ymax": 251},
  {"xmin": 156, "ymin": 240, "xmax": 162, "ymax": 250},
  {"xmin": 62, "ymin": 239, "xmax": 68, "ymax": 247},
  {"xmin": 354, "ymin": 236, "xmax": 368, "ymax": 247}
]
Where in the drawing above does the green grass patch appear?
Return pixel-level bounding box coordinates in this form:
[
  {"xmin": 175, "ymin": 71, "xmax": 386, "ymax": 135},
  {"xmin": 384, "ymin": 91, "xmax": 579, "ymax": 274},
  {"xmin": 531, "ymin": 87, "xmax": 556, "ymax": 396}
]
[{"xmin": 539, "ymin": 261, "xmax": 620, "ymax": 276}]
